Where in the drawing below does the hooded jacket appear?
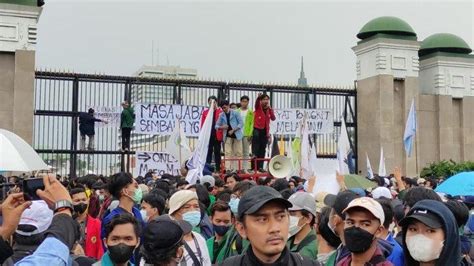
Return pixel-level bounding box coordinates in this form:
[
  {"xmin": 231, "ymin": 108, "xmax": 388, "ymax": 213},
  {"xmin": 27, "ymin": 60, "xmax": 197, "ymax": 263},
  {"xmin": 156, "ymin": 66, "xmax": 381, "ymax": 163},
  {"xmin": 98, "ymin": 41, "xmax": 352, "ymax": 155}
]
[{"xmin": 402, "ymin": 199, "xmax": 461, "ymax": 266}]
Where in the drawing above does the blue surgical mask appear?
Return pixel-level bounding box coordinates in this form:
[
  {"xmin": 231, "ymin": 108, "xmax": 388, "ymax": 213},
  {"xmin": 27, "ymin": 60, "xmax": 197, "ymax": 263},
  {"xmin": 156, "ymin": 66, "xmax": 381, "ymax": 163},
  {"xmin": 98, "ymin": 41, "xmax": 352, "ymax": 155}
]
[
  {"xmin": 183, "ymin": 210, "xmax": 201, "ymax": 227},
  {"xmin": 213, "ymin": 224, "xmax": 231, "ymax": 236},
  {"xmin": 229, "ymin": 198, "xmax": 240, "ymax": 214}
]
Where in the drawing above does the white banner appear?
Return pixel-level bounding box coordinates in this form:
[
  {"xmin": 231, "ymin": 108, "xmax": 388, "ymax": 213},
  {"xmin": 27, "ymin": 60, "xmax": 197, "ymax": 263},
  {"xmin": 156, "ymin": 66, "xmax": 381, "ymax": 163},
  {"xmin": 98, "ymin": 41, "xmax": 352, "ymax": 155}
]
[
  {"xmin": 134, "ymin": 151, "xmax": 180, "ymax": 177},
  {"xmin": 86, "ymin": 106, "xmax": 121, "ymax": 127},
  {"xmin": 135, "ymin": 104, "xmax": 205, "ymax": 137},
  {"xmin": 270, "ymin": 109, "xmax": 333, "ymax": 135}
]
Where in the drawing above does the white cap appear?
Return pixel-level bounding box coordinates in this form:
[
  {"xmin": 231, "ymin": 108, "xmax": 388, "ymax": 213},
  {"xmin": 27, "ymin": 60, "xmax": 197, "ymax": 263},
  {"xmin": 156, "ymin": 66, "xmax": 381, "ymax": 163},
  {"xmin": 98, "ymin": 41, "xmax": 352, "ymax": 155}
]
[
  {"xmin": 169, "ymin": 190, "xmax": 199, "ymax": 215},
  {"xmin": 16, "ymin": 200, "xmax": 53, "ymax": 236},
  {"xmin": 199, "ymin": 175, "xmax": 215, "ymax": 188},
  {"xmin": 372, "ymin": 187, "xmax": 392, "ymax": 199},
  {"xmin": 343, "ymin": 197, "xmax": 385, "ymax": 225}
]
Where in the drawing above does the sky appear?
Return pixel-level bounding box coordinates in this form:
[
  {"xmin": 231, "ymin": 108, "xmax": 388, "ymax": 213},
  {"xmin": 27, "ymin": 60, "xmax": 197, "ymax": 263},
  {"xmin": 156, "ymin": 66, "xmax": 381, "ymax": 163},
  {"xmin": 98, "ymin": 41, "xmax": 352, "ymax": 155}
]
[{"xmin": 36, "ymin": 0, "xmax": 473, "ymax": 87}]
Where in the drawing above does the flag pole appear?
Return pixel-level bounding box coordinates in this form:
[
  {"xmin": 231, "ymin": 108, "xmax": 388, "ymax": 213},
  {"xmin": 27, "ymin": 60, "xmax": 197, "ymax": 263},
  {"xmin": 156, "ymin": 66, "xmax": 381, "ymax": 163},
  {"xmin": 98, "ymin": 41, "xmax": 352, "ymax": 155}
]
[{"xmin": 178, "ymin": 119, "xmax": 182, "ymax": 165}]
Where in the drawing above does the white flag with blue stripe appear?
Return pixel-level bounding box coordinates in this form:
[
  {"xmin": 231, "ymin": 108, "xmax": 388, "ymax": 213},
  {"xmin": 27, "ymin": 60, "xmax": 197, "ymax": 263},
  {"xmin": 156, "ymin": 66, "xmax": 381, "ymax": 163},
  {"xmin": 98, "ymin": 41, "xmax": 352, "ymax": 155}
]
[{"xmin": 404, "ymin": 99, "xmax": 417, "ymax": 157}]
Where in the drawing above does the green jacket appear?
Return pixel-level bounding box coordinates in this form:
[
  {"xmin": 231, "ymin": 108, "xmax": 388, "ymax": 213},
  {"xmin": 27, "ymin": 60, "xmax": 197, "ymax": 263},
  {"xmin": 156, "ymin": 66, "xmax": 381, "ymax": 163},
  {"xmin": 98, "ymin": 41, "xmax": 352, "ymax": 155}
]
[
  {"xmin": 207, "ymin": 194, "xmax": 216, "ymax": 216},
  {"xmin": 287, "ymin": 229, "xmax": 318, "ymax": 260},
  {"xmin": 212, "ymin": 226, "xmax": 250, "ymax": 264},
  {"xmin": 120, "ymin": 107, "xmax": 135, "ymax": 128},
  {"xmin": 237, "ymin": 108, "xmax": 254, "ymax": 137}
]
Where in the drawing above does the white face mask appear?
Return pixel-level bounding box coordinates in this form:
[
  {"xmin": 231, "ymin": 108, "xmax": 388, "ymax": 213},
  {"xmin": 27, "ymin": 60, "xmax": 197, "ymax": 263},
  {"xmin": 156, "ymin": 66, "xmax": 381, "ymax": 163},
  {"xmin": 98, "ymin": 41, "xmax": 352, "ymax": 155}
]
[
  {"xmin": 406, "ymin": 234, "xmax": 444, "ymax": 262},
  {"xmin": 289, "ymin": 215, "xmax": 303, "ymax": 237},
  {"xmin": 140, "ymin": 209, "xmax": 148, "ymax": 222}
]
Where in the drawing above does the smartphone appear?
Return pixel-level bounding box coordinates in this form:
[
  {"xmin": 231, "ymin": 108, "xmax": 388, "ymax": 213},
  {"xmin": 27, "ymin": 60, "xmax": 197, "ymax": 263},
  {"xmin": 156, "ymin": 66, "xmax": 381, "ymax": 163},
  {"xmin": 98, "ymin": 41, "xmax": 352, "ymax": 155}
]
[{"xmin": 22, "ymin": 178, "xmax": 45, "ymax": 201}]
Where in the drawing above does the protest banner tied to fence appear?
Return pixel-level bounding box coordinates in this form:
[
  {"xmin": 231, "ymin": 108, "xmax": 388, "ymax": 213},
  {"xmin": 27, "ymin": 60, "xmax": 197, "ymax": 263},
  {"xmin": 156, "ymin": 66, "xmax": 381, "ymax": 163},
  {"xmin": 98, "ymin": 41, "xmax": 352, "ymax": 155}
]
[
  {"xmin": 86, "ymin": 106, "xmax": 121, "ymax": 127},
  {"xmin": 134, "ymin": 150, "xmax": 181, "ymax": 177},
  {"xmin": 135, "ymin": 104, "xmax": 206, "ymax": 137},
  {"xmin": 270, "ymin": 109, "xmax": 334, "ymax": 135}
]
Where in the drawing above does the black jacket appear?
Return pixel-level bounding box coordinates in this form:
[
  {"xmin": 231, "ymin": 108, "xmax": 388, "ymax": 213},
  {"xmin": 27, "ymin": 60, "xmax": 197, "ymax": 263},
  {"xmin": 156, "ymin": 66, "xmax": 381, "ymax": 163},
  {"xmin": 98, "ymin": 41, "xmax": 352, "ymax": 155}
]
[
  {"xmin": 79, "ymin": 112, "xmax": 102, "ymax": 136},
  {"xmin": 402, "ymin": 199, "xmax": 461, "ymax": 266},
  {"xmin": 220, "ymin": 245, "xmax": 320, "ymax": 266},
  {"xmin": 0, "ymin": 238, "xmax": 13, "ymax": 264}
]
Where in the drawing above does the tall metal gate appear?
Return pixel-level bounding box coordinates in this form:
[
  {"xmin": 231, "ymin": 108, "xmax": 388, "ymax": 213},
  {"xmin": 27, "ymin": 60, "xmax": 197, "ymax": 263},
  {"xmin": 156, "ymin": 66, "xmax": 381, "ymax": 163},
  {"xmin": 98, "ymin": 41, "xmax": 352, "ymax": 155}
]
[{"xmin": 34, "ymin": 71, "xmax": 357, "ymax": 178}]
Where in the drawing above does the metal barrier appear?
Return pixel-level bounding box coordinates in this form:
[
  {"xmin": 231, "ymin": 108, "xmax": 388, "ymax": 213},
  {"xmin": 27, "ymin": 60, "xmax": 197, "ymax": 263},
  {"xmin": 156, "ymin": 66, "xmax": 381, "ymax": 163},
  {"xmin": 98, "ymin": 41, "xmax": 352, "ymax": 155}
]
[{"xmin": 34, "ymin": 71, "xmax": 357, "ymax": 177}]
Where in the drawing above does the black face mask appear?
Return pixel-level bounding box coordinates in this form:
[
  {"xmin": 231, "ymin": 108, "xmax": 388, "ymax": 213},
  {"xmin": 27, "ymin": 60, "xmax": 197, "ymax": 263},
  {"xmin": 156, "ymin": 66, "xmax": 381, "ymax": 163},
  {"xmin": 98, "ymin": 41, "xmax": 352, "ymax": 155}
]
[
  {"xmin": 108, "ymin": 243, "xmax": 135, "ymax": 264},
  {"xmin": 343, "ymin": 226, "xmax": 375, "ymax": 254},
  {"xmin": 73, "ymin": 203, "xmax": 88, "ymax": 214}
]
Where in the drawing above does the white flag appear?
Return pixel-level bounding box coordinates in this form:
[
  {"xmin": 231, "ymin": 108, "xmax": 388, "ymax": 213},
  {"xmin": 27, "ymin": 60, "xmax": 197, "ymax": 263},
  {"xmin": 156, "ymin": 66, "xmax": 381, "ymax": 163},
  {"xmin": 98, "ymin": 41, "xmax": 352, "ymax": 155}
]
[
  {"xmin": 166, "ymin": 119, "xmax": 192, "ymax": 166},
  {"xmin": 186, "ymin": 100, "xmax": 215, "ymax": 184},
  {"xmin": 300, "ymin": 112, "xmax": 312, "ymax": 179},
  {"xmin": 337, "ymin": 118, "xmax": 350, "ymax": 175},
  {"xmin": 309, "ymin": 142, "xmax": 318, "ymax": 177},
  {"xmin": 366, "ymin": 153, "xmax": 374, "ymax": 180},
  {"xmin": 378, "ymin": 146, "xmax": 387, "ymax": 177}
]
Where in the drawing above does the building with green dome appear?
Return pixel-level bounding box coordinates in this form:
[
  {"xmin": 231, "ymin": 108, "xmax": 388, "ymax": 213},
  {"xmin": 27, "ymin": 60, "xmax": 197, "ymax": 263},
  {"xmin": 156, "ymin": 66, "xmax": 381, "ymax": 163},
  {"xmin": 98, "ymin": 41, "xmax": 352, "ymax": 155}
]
[{"xmin": 353, "ymin": 16, "xmax": 474, "ymax": 177}]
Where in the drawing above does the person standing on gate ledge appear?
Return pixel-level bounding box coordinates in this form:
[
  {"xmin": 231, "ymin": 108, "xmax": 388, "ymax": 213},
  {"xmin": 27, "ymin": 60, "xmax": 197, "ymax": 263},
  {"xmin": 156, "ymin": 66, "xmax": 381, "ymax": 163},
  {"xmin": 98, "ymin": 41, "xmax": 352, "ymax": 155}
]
[
  {"xmin": 79, "ymin": 108, "xmax": 108, "ymax": 151},
  {"xmin": 216, "ymin": 100, "xmax": 244, "ymax": 173},
  {"xmin": 238, "ymin": 95, "xmax": 254, "ymax": 173},
  {"xmin": 201, "ymin": 96, "xmax": 223, "ymax": 173},
  {"xmin": 120, "ymin": 101, "xmax": 135, "ymax": 151},
  {"xmin": 252, "ymin": 93, "xmax": 276, "ymax": 171}
]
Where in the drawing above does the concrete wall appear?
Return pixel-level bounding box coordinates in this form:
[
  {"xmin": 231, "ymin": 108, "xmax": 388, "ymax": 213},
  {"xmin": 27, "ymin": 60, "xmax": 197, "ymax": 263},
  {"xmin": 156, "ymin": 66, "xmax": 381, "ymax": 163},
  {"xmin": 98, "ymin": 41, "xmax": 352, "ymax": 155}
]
[{"xmin": 0, "ymin": 50, "xmax": 35, "ymax": 143}]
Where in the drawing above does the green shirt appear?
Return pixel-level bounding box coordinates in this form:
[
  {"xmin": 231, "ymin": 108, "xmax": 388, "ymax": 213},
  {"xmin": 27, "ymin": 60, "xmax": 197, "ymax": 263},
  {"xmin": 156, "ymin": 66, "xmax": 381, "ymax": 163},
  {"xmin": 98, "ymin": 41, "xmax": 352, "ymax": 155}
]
[
  {"xmin": 213, "ymin": 226, "xmax": 250, "ymax": 264},
  {"xmin": 237, "ymin": 108, "xmax": 254, "ymax": 137},
  {"xmin": 120, "ymin": 107, "xmax": 135, "ymax": 128},
  {"xmin": 287, "ymin": 229, "xmax": 318, "ymax": 260}
]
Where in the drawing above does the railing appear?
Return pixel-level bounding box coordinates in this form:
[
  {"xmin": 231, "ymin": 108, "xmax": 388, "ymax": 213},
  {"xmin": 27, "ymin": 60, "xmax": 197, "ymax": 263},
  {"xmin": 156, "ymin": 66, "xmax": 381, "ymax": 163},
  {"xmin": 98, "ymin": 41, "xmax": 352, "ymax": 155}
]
[{"xmin": 34, "ymin": 71, "xmax": 357, "ymax": 177}]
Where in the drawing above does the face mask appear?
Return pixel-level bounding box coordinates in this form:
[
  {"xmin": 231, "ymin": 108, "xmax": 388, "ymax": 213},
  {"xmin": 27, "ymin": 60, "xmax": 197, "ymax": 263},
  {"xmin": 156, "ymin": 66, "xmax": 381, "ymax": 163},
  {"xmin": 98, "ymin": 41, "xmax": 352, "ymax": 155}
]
[
  {"xmin": 213, "ymin": 224, "xmax": 230, "ymax": 236},
  {"xmin": 406, "ymin": 234, "xmax": 444, "ymax": 262},
  {"xmin": 99, "ymin": 194, "xmax": 105, "ymax": 201},
  {"xmin": 107, "ymin": 243, "xmax": 135, "ymax": 264},
  {"xmin": 343, "ymin": 226, "xmax": 375, "ymax": 254},
  {"xmin": 126, "ymin": 187, "xmax": 143, "ymax": 204},
  {"xmin": 140, "ymin": 209, "xmax": 148, "ymax": 222},
  {"xmin": 73, "ymin": 203, "xmax": 88, "ymax": 214},
  {"xmin": 289, "ymin": 216, "xmax": 303, "ymax": 237},
  {"xmin": 183, "ymin": 210, "xmax": 201, "ymax": 227},
  {"xmin": 229, "ymin": 198, "xmax": 240, "ymax": 214}
]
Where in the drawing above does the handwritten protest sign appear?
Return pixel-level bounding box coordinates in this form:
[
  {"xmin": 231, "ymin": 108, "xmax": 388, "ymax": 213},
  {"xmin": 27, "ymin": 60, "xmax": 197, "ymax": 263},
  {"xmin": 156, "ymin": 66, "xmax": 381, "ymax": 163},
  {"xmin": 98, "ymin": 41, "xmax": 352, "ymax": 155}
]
[
  {"xmin": 135, "ymin": 104, "xmax": 205, "ymax": 137},
  {"xmin": 270, "ymin": 109, "xmax": 333, "ymax": 135},
  {"xmin": 134, "ymin": 151, "xmax": 180, "ymax": 177},
  {"xmin": 86, "ymin": 106, "xmax": 121, "ymax": 127}
]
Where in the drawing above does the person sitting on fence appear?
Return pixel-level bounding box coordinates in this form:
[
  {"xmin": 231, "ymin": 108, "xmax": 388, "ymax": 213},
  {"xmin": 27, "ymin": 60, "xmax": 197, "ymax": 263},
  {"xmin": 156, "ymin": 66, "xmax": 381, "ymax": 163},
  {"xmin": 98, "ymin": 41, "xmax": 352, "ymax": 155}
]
[
  {"xmin": 79, "ymin": 108, "xmax": 107, "ymax": 151},
  {"xmin": 120, "ymin": 101, "xmax": 135, "ymax": 151}
]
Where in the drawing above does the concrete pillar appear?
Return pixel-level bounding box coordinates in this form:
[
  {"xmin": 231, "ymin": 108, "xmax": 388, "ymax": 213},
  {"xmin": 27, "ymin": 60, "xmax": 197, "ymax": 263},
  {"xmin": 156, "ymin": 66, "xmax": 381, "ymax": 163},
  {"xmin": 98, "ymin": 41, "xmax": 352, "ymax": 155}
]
[
  {"xmin": 353, "ymin": 37, "xmax": 420, "ymax": 176},
  {"xmin": 0, "ymin": 3, "xmax": 42, "ymax": 143}
]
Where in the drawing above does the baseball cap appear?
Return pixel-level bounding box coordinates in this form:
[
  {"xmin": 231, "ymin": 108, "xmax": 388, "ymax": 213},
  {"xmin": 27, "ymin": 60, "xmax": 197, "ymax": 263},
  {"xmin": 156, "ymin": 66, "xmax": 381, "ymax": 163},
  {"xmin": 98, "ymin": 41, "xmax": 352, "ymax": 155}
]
[
  {"xmin": 315, "ymin": 192, "xmax": 331, "ymax": 212},
  {"xmin": 399, "ymin": 209, "xmax": 443, "ymax": 229},
  {"xmin": 325, "ymin": 190, "xmax": 359, "ymax": 218},
  {"xmin": 142, "ymin": 215, "xmax": 185, "ymax": 253},
  {"xmin": 199, "ymin": 175, "xmax": 215, "ymax": 188},
  {"xmin": 417, "ymin": 178, "xmax": 427, "ymax": 185},
  {"xmin": 372, "ymin": 187, "xmax": 392, "ymax": 199},
  {"xmin": 288, "ymin": 192, "xmax": 317, "ymax": 217},
  {"xmin": 342, "ymin": 197, "xmax": 385, "ymax": 225},
  {"xmin": 238, "ymin": 186, "xmax": 292, "ymax": 220},
  {"xmin": 16, "ymin": 200, "xmax": 53, "ymax": 236},
  {"xmin": 168, "ymin": 190, "xmax": 198, "ymax": 215}
]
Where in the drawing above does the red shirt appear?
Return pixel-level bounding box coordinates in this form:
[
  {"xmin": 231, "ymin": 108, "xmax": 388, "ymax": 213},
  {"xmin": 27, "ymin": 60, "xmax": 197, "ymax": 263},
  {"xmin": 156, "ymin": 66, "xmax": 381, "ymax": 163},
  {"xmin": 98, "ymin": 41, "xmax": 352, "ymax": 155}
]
[
  {"xmin": 253, "ymin": 97, "xmax": 276, "ymax": 136},
  {"xmin": 337, "ymin": 247, "xmax": 393, "ymax": 266},
  {"xmin": 201, "ymin": 108, "xmax": 223, "ymax": 142},
  {"xmin": 84, "ymin": 215, "xmax": 104, "ymax": 260}
]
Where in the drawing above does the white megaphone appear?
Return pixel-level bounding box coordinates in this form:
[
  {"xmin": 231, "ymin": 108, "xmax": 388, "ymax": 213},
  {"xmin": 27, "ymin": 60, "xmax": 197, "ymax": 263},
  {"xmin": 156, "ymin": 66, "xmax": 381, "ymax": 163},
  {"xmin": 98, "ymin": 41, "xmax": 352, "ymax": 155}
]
[{"xmin": 268, "ymin": 155, "xmax": 293, "ymax": 178}]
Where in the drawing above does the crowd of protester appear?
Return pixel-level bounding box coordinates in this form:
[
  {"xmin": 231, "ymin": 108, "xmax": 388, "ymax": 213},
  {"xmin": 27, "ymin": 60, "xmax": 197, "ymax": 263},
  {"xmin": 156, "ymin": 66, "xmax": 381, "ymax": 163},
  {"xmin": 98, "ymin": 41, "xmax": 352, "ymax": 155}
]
[{"xmin": 0, "ymin": 167, "xmax": 473, "ymax": 266}]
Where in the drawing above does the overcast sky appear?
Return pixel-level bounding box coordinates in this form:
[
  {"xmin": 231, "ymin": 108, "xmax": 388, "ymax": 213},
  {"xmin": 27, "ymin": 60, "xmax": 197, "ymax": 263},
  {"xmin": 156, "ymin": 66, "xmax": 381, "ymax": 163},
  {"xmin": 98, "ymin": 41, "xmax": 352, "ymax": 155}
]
[{"xmin": 36, "ymin": 0, "xmax": 473, "ymax": 86}]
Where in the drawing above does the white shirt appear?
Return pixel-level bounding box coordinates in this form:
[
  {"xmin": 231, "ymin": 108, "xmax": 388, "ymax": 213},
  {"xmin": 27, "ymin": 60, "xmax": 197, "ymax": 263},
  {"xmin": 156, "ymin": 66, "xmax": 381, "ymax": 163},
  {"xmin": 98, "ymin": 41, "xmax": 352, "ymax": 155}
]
[{"xmin": 184, "ymin": 232, "xmax": 211, "ymax": 266}]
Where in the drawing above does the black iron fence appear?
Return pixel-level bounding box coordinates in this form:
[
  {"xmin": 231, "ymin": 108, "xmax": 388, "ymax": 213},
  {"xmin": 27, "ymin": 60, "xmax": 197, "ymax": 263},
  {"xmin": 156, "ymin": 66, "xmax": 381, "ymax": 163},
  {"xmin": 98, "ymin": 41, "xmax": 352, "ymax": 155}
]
[{"xmin": 34, "ymin": 71, "xmax": 357, "ymax": 177}]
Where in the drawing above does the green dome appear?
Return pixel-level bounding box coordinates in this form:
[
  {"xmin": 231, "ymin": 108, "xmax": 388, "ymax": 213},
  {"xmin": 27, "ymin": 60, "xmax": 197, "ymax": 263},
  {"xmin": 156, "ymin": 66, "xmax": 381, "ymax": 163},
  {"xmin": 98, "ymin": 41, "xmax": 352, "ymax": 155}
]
[
  {"xmin": 419, "ymin": 33, "xmax": 472, "ymax": 57},
  {"xmin": 357, "ymin": 16, "xmax": 416, "ymax": 39}
]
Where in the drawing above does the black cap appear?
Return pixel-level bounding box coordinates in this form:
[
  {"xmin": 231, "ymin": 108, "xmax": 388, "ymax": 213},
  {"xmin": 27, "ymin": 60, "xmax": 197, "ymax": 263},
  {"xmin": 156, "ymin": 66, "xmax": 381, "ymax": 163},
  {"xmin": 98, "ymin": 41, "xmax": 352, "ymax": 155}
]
[
  {"xmin": 399, "ymin": 209, "xmax": 443, "ymax": 229},
  {"xmin": 324, "ymin": 190, "xmax": 359, "ymax": 218},
  {"xmin": 142, "ymin": 216, "xmax": 185, "ymax": 252},
  {"xmin": 238, "ymin": 186, "xmax": 292, "ymax": 220},
  {"xmin": 153, "ymin": 214, "xmax": 192, "ymax": 234}
]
